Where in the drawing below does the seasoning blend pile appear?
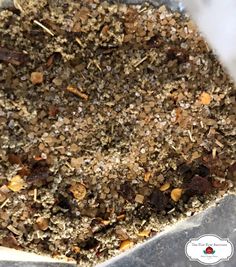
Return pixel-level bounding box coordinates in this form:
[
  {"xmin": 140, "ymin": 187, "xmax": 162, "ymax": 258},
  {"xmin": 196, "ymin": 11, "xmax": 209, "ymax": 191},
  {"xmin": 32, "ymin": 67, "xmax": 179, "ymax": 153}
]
[{"xmin": 0, "ymin": 1, "xmax": 235, "ymax": 266}]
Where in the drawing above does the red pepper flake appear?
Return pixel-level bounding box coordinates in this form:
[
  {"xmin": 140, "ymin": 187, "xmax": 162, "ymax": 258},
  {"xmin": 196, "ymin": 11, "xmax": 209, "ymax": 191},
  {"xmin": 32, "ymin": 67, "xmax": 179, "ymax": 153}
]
[
  {"xmin": 212, "ymin": 179, "xmax": 229, "ymax": 189},
  {"xmin": 1, "ymin": 234, "xmax": 20, "ymax": 249},
  {"xmin": 0, "ymin": 47, "xmax": 28, "ymax": 65},
  {"xmin": 48, "ymin": 105, "xmax": 59, "ymax": 117},
  {"xmin": 148, "ymin": 189, "xmax": 168, "ymax": 212},
  {"xmin": 18, "ymin": 165, "xmax": 31, "ymax": 177},
  {"xmin": 33, "ymin": 155, "xmax": 44, "ymax": 161},
  {"xmin": 8, "ymin": 153, "xmax": 22, "ymax": 165},
  {"xmin": 46, "ymin": 54, "xmax": 54, "ymax": 68},
  {"xmin": 185, "ymin": 175, "xmax": 212, "ymax": 195},
  {"xmin": 27, "ymin": 160, "xmax": 50, "ymax": 184},
  {"xmin": 119, "ymin": 182, "xmax": 135, "ymax": 202},
  {"xmin": 227, "ymin": 162, "xmax": 236, "ymax": 181}
]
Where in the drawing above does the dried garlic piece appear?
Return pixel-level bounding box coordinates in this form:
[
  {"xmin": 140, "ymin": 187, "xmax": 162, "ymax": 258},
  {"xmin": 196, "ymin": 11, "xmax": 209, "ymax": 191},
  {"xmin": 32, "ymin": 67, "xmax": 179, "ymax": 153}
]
[
  {"xmin": 30, "ymin": 72, "xmax": 44, "ymax": 85},
  {"xmin": 69, "ymin": 182, "xmax": 86, "ymax": 201}
]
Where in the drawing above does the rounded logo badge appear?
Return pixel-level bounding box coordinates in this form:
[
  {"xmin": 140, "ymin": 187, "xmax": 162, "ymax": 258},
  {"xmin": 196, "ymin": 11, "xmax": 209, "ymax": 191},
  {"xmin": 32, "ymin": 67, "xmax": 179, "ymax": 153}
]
[{"xmin": 185, "ymin": 234, "xmax": 234, "ymax": 265}]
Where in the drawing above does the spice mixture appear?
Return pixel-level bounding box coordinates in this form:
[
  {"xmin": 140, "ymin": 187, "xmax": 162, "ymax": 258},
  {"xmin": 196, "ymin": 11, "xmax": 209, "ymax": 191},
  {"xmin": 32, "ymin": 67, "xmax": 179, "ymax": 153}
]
[{"xmin": 0, "ymin": 0, "xmax": 235, "ymax": 266}]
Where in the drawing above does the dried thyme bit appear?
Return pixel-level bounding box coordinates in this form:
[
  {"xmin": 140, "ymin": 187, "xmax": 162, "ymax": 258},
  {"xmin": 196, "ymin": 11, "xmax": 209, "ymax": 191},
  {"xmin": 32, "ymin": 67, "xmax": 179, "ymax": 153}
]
[
  {"xmin": 187, "ymin": 130, "xmax": 195, "ymax": 142},
  {"xmin": 87, "ymin": 59, "xmax": 102, "ymax": 71},
  {"xmin": 117, "ymin": 214, "xmax": 125, "ymax": 221},
  {"xmin": 134, "ymin": 56, "xmax": 148, "ymax": 68},
  {"xmin": 93, "ymin": 60, "xmax": 102, "ymax": 71},
  {"xmin": 14, "ymin": 0, "xmax": 24, "ymax": 13},
  {"xmin": 0, "ymin": 198, "xmax": 9, "ymax": 209},
  {"xmin": 33, "ymin": 20, "xmax": 54, "ymax": 36},
  {"xmin": 212, "ymin": 147, "xmax": 217, "ymax": 159},
  {"xmin": 66, "ymin": 85, "xmax": 89, "ymax": 100},
  {"xmin": 65, "ymin": 162, "xmax": 74, "ymax": 171},
  {"xmin": 75, "ymin": 37, "xmax": 85, "ymax": 48},
  {"xmin": 215, "ymin": 139, "xmax": 224, "ymax": 148},
  {"xmin": 33, "ymin": 188, "xmax": 37, "ymax": 202},
  {"xmin": 138, "ymin": 6, "xmax": 147, "ymax": 14}
]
